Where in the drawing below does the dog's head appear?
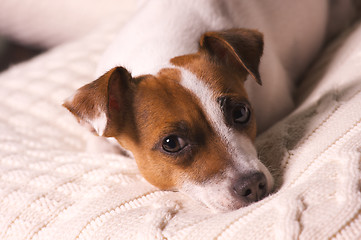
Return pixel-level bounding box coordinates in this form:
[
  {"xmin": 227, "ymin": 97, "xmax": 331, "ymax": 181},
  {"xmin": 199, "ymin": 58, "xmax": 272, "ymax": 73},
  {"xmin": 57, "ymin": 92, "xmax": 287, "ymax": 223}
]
[{"xmin": 64, "ymin": 29, "xmax": 273, "ymax": 212}]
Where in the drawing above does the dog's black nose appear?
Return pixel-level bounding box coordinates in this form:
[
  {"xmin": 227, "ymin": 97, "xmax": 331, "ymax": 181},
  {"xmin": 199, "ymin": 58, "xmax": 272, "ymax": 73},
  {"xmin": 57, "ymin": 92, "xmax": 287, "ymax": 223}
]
[{"xmin": 232, "ymin": 172, "xmax": 268, "ymax": 203}]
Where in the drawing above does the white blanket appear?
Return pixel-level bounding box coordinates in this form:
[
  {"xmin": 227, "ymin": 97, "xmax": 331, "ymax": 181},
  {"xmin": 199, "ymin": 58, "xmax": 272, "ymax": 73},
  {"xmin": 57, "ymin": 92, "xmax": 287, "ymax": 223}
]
[{"xmin": 0, "ymin": 3, "xmax": 361, "ymax": 239}]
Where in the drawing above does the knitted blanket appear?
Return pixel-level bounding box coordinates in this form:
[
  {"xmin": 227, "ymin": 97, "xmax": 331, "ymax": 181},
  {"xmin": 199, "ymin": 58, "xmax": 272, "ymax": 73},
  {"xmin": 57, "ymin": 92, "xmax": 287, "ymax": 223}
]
[{"xmin": 1, "ymin": 3, "xmax": 361, "ymax": 239}]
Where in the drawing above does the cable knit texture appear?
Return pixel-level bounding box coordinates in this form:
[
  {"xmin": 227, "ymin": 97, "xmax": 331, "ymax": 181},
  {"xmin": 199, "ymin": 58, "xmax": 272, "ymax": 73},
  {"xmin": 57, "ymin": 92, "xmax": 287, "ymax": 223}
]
[{"xmin": 0, "ymin": 2, "xmax": 361, "ymax": 239}]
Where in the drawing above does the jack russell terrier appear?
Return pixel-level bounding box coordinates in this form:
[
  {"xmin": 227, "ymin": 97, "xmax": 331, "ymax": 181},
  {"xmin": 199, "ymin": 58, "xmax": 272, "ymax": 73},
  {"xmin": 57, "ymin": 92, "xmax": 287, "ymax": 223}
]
[{"xmin": 63, "ymin": 0, "xmax": 356, "ymax": 212}]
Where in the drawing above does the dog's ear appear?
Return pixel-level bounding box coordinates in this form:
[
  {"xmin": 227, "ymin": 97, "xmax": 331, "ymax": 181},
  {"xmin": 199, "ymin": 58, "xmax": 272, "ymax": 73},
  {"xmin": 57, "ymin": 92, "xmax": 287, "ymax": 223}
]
[
  {"xmin": 200, "ymin": 28, "xmax": 264, "ymax": 85},
  {"xmin": 63, "ymin": 67, "xmax": 134, "ymax": 137}
]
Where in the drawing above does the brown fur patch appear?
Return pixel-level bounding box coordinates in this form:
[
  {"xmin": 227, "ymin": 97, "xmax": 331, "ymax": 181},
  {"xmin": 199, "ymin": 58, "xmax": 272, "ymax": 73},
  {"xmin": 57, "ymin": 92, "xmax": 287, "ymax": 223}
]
[
  {"xmin": 171, "ymin": 53, "xmax": 257, "ymax": 140},
  {"xmin": 63, "ymin": 67, "xmax": 136, "ymax": 138},
  {"xmin": 63, "ymin": 68, "xmax": 115, "ymax": 134},
  {"xmin": 117, "ymin": 70, "xmax": 230, "ymax": 189},
  {"xmin": 199, "ymin": 29, "xmax": 264, "ymax": 85}
]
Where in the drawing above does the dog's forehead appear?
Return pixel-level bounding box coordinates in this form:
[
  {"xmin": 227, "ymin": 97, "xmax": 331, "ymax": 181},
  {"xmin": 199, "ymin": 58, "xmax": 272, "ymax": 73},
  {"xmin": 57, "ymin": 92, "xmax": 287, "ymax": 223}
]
[
  {"xmin": 170, "ymin": 53, "xmax": 249, "ymax": 96},
  {"xmin": 133, "ymin": 55, "xmax": 252, "ymax": 141},
  {"xmin": 135, "ymin": 68, "xmax": 201, "ymax": 116},
  {"xmin": 134, "ymin": 68, "xmax": 211, "ymax": 138}
]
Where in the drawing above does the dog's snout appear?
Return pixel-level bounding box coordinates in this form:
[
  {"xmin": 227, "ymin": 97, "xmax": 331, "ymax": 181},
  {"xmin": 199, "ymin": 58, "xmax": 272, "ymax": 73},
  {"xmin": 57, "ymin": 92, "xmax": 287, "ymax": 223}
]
[{"xmin": 232, "ymin": 172, "xmax": 268, "ymax": 203}]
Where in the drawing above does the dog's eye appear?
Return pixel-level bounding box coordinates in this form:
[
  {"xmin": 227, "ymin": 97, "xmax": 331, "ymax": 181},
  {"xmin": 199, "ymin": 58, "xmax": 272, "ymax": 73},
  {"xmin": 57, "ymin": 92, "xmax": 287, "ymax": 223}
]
[
  {"xmin": 233, "ymin": 104, "xmax": 251, "ymax": 124},
  {"xmin": 162, "ymin": 135, "xmax": 187, "ymax": 153}
]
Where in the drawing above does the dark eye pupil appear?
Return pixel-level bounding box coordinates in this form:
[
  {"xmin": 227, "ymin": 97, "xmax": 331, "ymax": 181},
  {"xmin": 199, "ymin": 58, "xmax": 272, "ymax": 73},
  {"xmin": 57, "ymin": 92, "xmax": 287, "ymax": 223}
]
[
  {"xmin": 164, "ymin": 137, "xmax": 178, "ymax": 149},
  {"xmin": 162, "ymin": 135, "xmax": 186, "ymax": 153},
  {"xmin": 233, "ymin": 105, "xmax": 250, "ymax": 124}
]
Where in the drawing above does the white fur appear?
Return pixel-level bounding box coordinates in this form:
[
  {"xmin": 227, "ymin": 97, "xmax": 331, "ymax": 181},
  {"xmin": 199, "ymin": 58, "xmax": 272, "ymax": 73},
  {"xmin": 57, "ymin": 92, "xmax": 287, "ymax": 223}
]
[
  {"xmin": 94, "ymin": 0, "xmax": 357, "ymax": 130},
  {"xmin": 88, "ymin": 111, "xmax": 107, "ymax": 136},
  {"xmin": 178, "ymin": 67, "xmax": 274, "ymax": 211}
]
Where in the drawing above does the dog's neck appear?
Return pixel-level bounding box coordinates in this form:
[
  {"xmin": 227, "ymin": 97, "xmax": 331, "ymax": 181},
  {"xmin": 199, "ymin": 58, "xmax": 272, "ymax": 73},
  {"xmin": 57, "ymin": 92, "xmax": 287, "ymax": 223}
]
[{"xmin": 95, "ymin": 1, "xmax": 235, "ymax": 78}]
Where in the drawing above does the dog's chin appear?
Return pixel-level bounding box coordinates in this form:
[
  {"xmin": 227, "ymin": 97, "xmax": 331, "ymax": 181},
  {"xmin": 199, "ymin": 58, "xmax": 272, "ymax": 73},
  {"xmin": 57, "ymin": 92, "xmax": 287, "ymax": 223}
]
[
  {"xmin": 203, "ymin": 196, "xmax": 250, "ymax": 213},
  {"xmin": 180, "ymin": 181, "xmax": 251, "ymax": 213}
]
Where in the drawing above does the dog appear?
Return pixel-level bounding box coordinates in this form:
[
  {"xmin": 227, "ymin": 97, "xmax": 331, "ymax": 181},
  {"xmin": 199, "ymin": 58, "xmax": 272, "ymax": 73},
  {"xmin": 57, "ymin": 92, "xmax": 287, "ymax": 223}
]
[{"xmin": 63, "ymin": 0, "xmax": 356, "ymax": 212}]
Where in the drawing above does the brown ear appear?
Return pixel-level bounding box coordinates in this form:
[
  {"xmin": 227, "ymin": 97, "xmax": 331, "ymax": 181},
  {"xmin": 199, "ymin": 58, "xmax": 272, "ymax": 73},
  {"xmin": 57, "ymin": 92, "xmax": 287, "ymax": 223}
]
[
  {"xmin": 63, "ymin": 67, "xmax": 133, "ymax": 137},
  {"xmin": 200, "ymin": 28, "xmax": 264, "ymax": 85}
]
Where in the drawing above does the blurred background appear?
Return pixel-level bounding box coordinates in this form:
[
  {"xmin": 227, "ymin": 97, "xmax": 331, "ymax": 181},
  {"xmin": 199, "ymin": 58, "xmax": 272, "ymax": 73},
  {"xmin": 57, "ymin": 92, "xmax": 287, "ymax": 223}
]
[
  {"xmin": 0, "ymin": 37, "xmax": 43, "ymax": 72},
  {"xmin": 0, "ymin": 0, "xmax": 137, "ymax": 73}
]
